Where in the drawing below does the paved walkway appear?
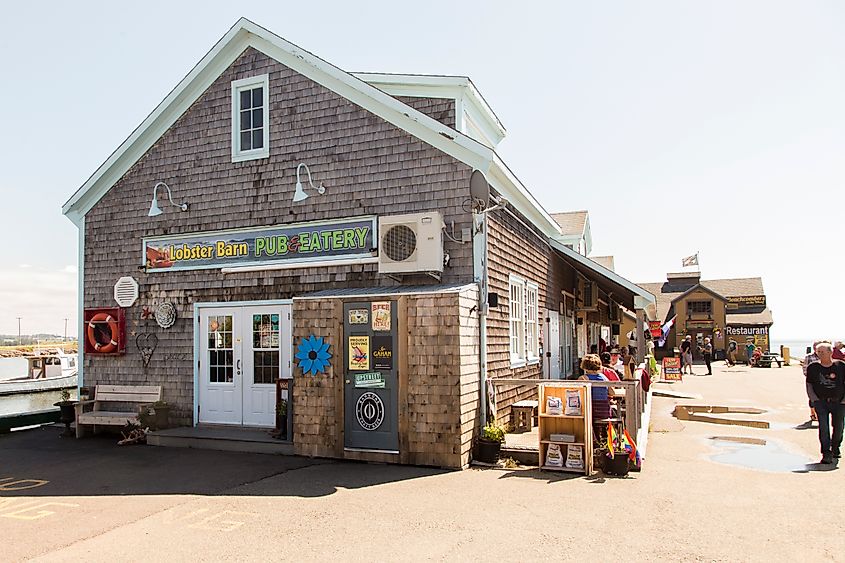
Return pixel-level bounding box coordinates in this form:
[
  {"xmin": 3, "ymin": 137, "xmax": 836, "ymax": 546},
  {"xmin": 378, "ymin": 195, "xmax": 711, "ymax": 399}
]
[{"xmin": 2, "ymin": 360, "xmax": 842, "ymax": 561}]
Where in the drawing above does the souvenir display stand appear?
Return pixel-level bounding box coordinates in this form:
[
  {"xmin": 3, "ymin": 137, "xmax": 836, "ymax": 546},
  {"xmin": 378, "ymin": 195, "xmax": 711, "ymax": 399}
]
[{"xmin": 538, "ymin": 382, "xmax": 593, "ymax": 474}]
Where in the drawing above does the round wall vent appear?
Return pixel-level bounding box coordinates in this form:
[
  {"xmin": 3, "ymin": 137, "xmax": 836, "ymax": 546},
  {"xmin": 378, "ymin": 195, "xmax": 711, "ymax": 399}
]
[
  {"xmin": 113, "ymin": 276, "xmax": 139, "ymax": 308},
  {"xmin": 382, "ymin": 225, "xmax": 416, "ymax": 262}
]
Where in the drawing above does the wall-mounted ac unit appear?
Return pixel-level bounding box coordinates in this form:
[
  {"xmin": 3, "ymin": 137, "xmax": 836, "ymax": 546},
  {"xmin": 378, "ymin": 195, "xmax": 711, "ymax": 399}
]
[
  {"xmin": 576, "ymin": 278, "xmax": 598, "ymax": 312},
  {"xmin": 378, "ymin": 212, "xmax": 444, "ymax": 275}
]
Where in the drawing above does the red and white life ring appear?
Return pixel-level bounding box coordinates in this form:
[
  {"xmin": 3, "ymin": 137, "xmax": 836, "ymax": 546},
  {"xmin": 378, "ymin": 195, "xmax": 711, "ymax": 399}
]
[{"xmin": 87, "ymin": 312, "xmax": 119, "ymax": 353}]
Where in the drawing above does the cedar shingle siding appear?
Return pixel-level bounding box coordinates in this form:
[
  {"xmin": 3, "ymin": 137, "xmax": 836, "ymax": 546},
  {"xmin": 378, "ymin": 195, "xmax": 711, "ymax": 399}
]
[{"xmin": 82, "ymin": 48, "xmax": 473, "ymax": 425}]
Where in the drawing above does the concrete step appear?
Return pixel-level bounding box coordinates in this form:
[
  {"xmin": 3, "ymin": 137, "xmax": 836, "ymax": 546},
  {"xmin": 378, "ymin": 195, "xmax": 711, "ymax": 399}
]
[
  {"xmin": 500, "ymin": 446, "xmax": 539, "ymax": 466},
  {"xmin": 147, "ymin": 425, "xmax": 294, "ymax": 455}
]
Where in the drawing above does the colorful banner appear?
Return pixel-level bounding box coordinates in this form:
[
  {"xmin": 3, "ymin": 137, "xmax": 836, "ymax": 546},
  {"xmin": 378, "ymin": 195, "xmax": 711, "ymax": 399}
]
[
  {"xmin": 648, "ymin": 321, "xmax": 662, "ymax": 338},
  {"xmin": 143, "ymin": 216, "xmax": 376, "ymax": 271},
  {"xmin": 662, "ymin": 357, "xmax": 683, "ymax": 381},
  {"xmin": 348, "ymin": 336, "xmax": 370, "ymax": 371}
]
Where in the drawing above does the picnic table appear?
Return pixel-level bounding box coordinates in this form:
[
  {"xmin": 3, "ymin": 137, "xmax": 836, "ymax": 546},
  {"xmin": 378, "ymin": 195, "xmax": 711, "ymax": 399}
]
[{"xmin": 755, "ymin": 353, "xmax": 783, "ymax": 368}]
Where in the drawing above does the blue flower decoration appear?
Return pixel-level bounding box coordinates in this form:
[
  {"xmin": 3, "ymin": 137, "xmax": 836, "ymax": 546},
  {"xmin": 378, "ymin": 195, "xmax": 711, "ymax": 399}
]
[{"xmin": 295, "ymin": 335, "xmax": 332, "ymax": 376}]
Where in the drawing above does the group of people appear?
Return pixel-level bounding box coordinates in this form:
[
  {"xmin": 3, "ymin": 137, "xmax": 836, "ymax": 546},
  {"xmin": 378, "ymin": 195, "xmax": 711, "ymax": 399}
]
[
  {"xmin": 678, "ymin": 335, "xmax": 714, "ymax": 375},
  {"xmin": 725, "ymin": 338, "xmax": 763, "ymax": 367},
  {"xmin": 802, "ymin": 341, "xmax": 845, "ymax": 465}
]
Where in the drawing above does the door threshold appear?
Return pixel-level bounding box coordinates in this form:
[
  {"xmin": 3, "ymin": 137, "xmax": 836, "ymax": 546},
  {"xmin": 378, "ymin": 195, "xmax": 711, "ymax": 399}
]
[{"xmin": 344, "ymin": 447, "xmax": 399, "ymax": 455}]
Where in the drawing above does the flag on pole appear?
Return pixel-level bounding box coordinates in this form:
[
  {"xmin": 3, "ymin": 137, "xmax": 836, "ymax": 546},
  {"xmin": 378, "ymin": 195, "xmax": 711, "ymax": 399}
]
[
  {"xmin": 622, "ymin": 429, "xmax": 640, "ymax": 466},
  {"xmin": 682, "ymin": 253, "xmax": 699, "ymax": 267},
  {"xmin": 657, "ymin": 315, "xmax": 676, "ymax": 347},
  {"xmin": 607, "ymin": 422, "xmax": 616, "ymax": 458}
]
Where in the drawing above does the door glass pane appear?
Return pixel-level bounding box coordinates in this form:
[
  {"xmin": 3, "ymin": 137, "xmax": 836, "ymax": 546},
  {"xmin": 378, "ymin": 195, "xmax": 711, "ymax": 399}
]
[
  {"xmin": 207, "ymin": 315, "xmax": 234, "ymax": 383},
  {"xmin": 252, "ymin": 313, "xmax": 279, "ymax": 384}
]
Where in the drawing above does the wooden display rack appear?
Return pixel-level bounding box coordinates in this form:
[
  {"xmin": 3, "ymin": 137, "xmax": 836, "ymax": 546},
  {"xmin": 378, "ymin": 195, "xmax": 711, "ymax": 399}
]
[{"xmin": 538, "ymin": 382, "xmax": 593, "ymax": 474}]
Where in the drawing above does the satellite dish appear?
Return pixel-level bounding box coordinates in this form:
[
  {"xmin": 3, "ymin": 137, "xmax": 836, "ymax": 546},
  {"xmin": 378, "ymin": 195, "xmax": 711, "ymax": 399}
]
[{"xmin": 469, "ymin": 170, "xmax": 490, "ymax": 212}]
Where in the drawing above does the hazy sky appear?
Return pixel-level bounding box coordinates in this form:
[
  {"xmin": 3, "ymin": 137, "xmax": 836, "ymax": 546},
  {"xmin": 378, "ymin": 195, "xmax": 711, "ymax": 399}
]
[{"xmin": 1, "ymin": 1, "xmax": 842, "ymax": 339}]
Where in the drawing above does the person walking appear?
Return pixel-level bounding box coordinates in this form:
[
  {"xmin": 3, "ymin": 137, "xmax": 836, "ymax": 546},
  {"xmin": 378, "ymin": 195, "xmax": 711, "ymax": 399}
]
[
  {"xmin": 680, "ymin": 335, "xmax": 694, "ymax": 375},
  {"xmin": 805, "ymin": 341, "xmax": 845, "ymax": 464},
  {"xmin": 727, "ymin": 338, "xmax": 738, "ymax": 367},
  {"xmin": 702, "ymin": 337, "xmax": 713, "ymax": 375},
  {"xmin": 803, "ymin": 342, "xmax": 821, "ymax": 423}
]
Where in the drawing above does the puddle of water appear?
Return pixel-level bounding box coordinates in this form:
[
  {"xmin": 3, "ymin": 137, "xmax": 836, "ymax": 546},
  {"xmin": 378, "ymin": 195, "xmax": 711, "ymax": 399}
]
[{"xmin": 708, "ymin": 437, "xmax": 813, "ymax": 473}]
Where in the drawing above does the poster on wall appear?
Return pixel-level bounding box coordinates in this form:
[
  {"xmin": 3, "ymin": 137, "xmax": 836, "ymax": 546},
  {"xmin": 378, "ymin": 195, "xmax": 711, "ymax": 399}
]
[
  {"xmin": 348, "ymin": 336, "xmax": 370, "ymax": 371},
  {"xmin": 372, "ymin": 335, "xmax": 393, "ymax": 370},
  {"xmin": 348, "ymin": 309, "xmax": 369, "ymax": 325},
  {"xmin": 662, "ymin": 357, "xmax": 683, "ymax": 381},
  {"xmin": 371, "ymin": 302, "xmax": 391, "ymax": 331}
]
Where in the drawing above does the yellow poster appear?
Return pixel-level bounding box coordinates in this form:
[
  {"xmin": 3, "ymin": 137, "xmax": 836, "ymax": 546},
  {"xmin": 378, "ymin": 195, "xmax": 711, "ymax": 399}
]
[
  {"xmin": 348, "ymin": 336, "xmax": 370, "ymax": 371},
  {"xmin": 372, "ymin": 301, "xmax": 391, "ymax": 331}
]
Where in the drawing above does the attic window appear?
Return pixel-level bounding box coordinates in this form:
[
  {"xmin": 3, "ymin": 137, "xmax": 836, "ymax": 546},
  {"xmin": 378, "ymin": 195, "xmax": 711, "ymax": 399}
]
[{"xmin": 231, "ymin": 74, "xmax": 269, "ymax": 162}]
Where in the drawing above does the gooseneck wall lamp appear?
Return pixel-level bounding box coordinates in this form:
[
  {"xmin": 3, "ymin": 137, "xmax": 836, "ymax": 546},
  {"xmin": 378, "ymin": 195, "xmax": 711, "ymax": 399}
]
[
  {"xmin": 148, "ymin": 182, "xmax": 189, "ymax": 217},
  {"xmin": 293, "ymin": 163, "xmax": 326, "ymax": 203}
]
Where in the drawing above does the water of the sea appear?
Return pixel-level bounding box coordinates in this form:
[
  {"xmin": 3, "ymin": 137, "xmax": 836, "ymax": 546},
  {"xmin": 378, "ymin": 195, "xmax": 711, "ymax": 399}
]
[{"xmin": 0, "ymin": 357, "xmax": 76, "ymax": 416}]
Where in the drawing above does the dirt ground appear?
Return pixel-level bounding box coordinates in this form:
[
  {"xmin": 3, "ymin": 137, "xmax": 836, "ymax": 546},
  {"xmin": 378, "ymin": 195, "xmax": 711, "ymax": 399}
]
[{"xmin": 2, "ymin": 360, "xmax": 842, "ymax": 562}]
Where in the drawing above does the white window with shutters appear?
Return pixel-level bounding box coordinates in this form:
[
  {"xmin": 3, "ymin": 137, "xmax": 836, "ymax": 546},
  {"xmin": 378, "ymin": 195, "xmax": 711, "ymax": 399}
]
[
  {"xmin": 509, "ymin": 275, "xmax": 525, "ymax": 365},
  {"xmin": 509, "ymin": 275, "xmax": 540, "ymax": 367},
  {"xmin": 525, "ymin": 282, "xmax": 539, "ymax": 361}
]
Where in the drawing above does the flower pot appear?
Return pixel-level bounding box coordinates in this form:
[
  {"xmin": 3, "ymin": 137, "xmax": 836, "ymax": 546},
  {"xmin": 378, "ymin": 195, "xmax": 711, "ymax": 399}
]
[
  {"xmin": 602, "ymin": 452, "xmax": 630, "ymax": 476},
  {"xmin": 53, "ymin": 401, "xmax": 76, "ymax": 438},
  {"xmin": 475, "ymin": 438, "xmax": 502, "ymax": 464},
  {"xmin": 152, "ymin": 406, "xmax": 170, "ymax": 430}
]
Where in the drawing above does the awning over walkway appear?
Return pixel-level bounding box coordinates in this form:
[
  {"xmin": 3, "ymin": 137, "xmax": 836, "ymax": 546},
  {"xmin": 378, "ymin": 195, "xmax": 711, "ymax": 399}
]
[{"xmin": 549, "ymin": 240, "xmax": 655, "ymax": 311}]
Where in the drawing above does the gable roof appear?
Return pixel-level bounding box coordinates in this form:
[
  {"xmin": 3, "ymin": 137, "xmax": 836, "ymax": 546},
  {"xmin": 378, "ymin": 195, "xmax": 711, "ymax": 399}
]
[
  {"xmin": 351, "ymin": 73, "xmax": 506, "ymax": 148},
  {"xmin": 551, "ymin": 211, "xmax": 588, "ymax": 237},
  {"xmin": 62, "ymin": 18, "xmax": 562, "ymax": 240},
  {"xmin": 671, "ymin": 283, "xmax": 727, "ymax": 305},
  {"xmin": 638, "ymin": 277, "xmax": 769, "ymax": 324}
]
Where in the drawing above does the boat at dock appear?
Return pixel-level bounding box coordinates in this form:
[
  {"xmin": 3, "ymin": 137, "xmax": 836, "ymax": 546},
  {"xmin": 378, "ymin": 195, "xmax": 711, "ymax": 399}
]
[{"xmin": 0, "ymin": 350, "xmax": 78, "ymax": 396}]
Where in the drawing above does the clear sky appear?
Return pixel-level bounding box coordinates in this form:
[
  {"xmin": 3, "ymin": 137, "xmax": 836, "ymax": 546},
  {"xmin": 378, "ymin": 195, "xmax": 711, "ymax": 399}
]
[{"xmin": 1, "ymin": 1, "xmax": 842, "ymax": 339}]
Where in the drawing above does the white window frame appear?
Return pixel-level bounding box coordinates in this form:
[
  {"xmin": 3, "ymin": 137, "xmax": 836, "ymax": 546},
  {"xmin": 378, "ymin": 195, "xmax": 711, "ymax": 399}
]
[
  {"xmin": 231, "ymin": 74, "xmax": 270, "ymax": 162},
  {"xmin": 509, "ymin": 275, "xmax": 525, "ymax": 367},
  {"xmin": 525, "ymin": 281, "xmax": 540, "ymax": 363},
  {"xmin": 509, "ymin": 275, "xmax": 540, "ymax": 367}
]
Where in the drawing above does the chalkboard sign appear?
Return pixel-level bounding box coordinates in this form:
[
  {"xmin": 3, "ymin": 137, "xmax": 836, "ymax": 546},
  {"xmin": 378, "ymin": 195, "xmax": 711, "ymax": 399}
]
[{"xmin": 662, "ymin": 357, "xmax": 683, "ymax": 381}]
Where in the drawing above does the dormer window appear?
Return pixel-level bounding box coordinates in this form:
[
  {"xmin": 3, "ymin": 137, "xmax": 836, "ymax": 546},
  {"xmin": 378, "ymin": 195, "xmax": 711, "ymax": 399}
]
[{"xmin": 231, "ymin": 74, "xmax": 269, "ymax": 162}]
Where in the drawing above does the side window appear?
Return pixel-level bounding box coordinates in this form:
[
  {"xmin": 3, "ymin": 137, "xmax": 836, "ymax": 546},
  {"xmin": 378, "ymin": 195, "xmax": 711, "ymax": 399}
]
[{"xmin": 231, "ymin": 74, "xmax": 270, "ymax": 162}]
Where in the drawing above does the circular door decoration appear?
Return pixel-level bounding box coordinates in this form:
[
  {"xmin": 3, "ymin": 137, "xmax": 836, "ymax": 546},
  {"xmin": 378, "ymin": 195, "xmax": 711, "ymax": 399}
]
[
  {"xmin": 155, "ymin": 302, "xmax": 177, "ymax": 329},
  {"xmin": 356, "ymin": 392, "xmax": 385, "ymax": 431}
]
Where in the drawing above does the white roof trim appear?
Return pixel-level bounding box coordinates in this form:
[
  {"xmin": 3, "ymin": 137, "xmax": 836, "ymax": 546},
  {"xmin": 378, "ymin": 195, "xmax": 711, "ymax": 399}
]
[
  {"xmin": 487, "ymin": 154, "xmax": 561, "ymax": 238},
  {"xmin": 62, "ymin": 18, "xmax": 494, "ymax": 225},
  {"xmin": 549, "ymin": 239, "xmax": 655, "ymax": 305}
]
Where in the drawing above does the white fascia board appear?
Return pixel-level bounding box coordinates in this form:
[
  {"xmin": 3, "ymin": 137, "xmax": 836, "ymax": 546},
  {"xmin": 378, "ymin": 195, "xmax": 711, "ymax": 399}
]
[
  {"xmin": 354, "ymin": 73, "xmax": 506, "ymax": 144},
  {"xmin": 583, "ymin": 215, "xmax": 593, "ymax": 255},
  {"xmin": 550, "ymin": 238, "xmax": 656, "ymax": 306},
  {"xmin": 62, "ymin": 18, "xmax": 494, "ymax": 221},
  {"xmin": 486, "ymin": 154, "xmax": 560, "ymax": 238}
]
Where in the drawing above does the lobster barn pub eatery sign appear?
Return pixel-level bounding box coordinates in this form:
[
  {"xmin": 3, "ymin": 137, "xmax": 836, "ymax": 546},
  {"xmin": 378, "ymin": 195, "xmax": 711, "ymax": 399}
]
[{"xmin": 143, "ymin": 216, "xmax": 376, "ymax": 271}]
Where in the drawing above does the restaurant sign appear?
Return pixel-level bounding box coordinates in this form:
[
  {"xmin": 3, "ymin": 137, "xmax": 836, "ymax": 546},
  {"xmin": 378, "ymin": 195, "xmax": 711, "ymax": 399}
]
[
  {"xmin": 726, "ymin": 295, "xmax": 766, "ymax": 310},
  {"xmin": 143, "ymin": 216, "xmax": 376, "ymax": 272},
  {"xmin": 648, "ymin": 321, "xmax": 662, "ymax": 338}
]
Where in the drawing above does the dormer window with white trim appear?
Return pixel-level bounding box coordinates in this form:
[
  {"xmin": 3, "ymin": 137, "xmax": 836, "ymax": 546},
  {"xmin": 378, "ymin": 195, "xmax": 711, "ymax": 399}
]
[{"xmin": 231, "ymin": 74, "xmax": 270, "ymax": 162}]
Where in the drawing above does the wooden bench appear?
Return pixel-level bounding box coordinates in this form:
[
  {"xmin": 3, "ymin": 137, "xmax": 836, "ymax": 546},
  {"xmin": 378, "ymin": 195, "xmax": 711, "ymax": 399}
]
[
  {"xmin": 511, "ymin": 400, "xmax": 539, "ymax": 433},
  {"xmin": 75, "ymin": 385, "xmax": 162, "ymax": 438}
]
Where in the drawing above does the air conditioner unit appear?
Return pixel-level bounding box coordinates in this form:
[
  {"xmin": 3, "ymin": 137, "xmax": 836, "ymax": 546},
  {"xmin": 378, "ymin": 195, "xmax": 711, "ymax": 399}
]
[{"xmin": 378, "ymin": 212, "xmax": 444, "ymax": 275}]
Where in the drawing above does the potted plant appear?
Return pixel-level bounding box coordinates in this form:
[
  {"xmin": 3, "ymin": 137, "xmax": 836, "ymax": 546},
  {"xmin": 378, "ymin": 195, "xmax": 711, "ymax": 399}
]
[
  {"xmin": 139, "ymin": 400, "xmax": 170, "ymax": 431},
  {"xmin": 53, "ymin": 388, "xmax": 76, "ymax": 437},
  {"xmin": 475, "ymin": 421, "xmax": 506, "ymax": 464},
  {"xmin": 276, "ymin": 398, "xmax": 288, "ymax": 440}
]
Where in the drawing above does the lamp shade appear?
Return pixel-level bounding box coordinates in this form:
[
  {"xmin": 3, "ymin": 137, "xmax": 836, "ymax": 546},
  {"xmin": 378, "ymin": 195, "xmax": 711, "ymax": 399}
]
[
  {"xmin": 148, "ymin": 197, "xmax": 163, "ymax": 217},
  {"xmin": 292, "ymin": 180, "xmax": 308, "ymax": 203}
]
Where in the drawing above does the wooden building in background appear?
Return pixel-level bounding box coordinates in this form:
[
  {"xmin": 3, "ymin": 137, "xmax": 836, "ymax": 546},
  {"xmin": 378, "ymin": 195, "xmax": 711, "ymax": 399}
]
[{"xmin": 639, "ymin": 272, "xmax": 773, "ymax": 362}]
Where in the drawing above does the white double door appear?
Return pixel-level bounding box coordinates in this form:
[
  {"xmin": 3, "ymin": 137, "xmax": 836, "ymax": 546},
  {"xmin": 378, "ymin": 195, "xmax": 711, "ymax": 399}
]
[{"xmin": 198, "ymin": 304, "xmax": 291, "ymax": 427}]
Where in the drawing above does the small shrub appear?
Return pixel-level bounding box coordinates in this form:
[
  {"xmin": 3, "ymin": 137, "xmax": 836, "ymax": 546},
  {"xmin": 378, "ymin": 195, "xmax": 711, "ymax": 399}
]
[{"xmin": 481, "ymin": 422, "xmax": 506, "ymax": 443}]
